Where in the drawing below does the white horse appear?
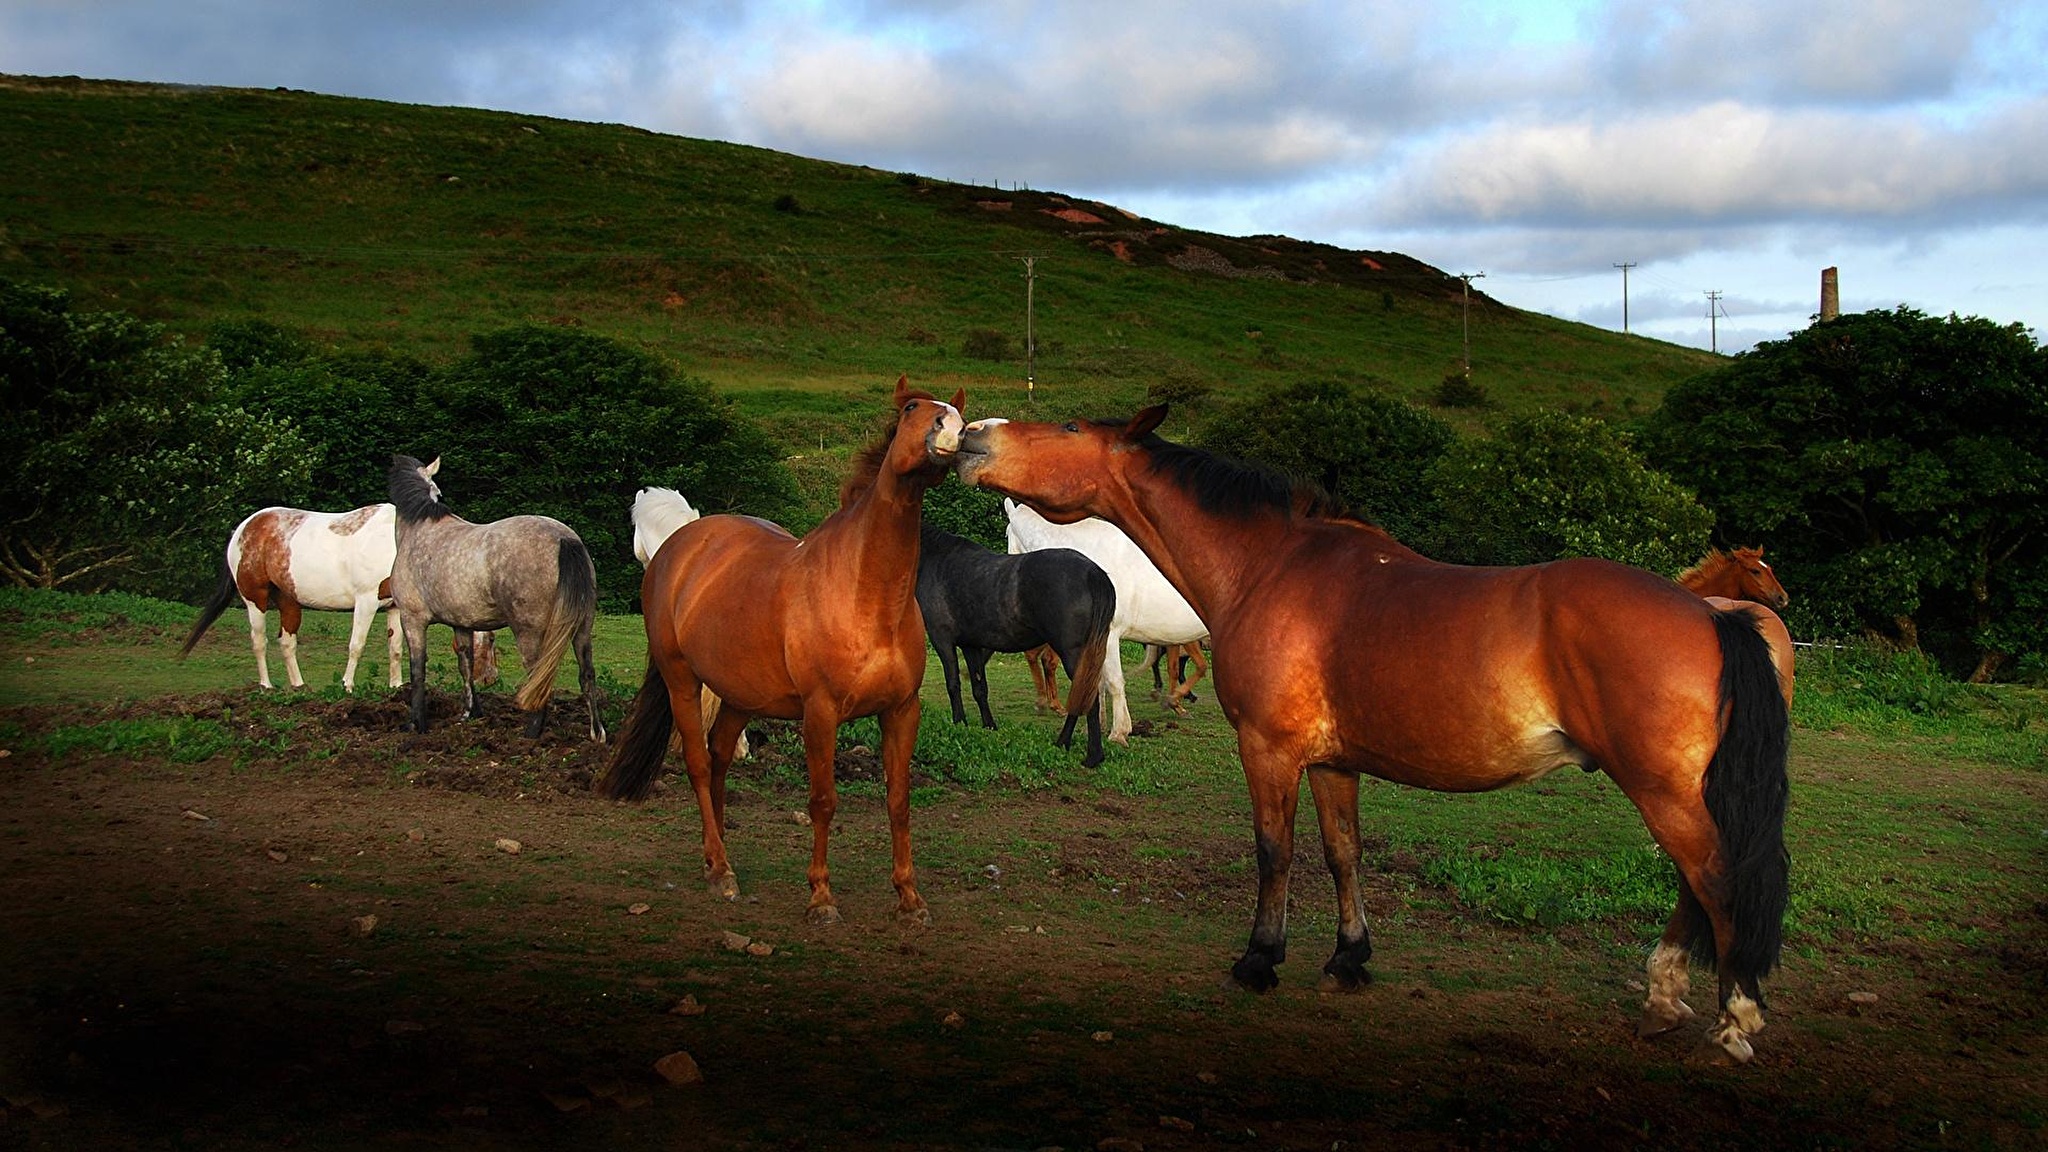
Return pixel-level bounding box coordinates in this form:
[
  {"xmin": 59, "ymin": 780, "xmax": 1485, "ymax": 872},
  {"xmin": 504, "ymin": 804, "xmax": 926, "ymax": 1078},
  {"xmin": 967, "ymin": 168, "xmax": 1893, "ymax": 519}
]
[
  {"xmin": 1005, "ymin": 498, "xmax": 1207, "ymax": 743},
  {"xmin": 179, "ymin": 503, "xmax": 404, "ymax": 692},
  {"xmin": 631, "ymin": 487, "xmax": 748, "ymax": 758}
]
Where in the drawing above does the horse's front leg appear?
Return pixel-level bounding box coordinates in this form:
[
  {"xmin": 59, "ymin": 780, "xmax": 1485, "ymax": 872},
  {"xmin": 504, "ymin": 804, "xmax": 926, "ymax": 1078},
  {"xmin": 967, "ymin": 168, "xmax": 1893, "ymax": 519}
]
[
  {"xmin": 799, "ymin": 705, "xmax": 845, "ymax": 924},
  {"xmin": 932, "ymin": 635, "xmax": 968, "ymax": 725},
  {"xmin": 1307, "ymin": 765, "xmax": 1373, "ymax": 991},
  {"xmin": 1229, "ymin": 732, "xmax": 1303, "ymax": 992},
  {"xmin": 878, "ymin": 695, "xmax": 930, "ymax": 925},
  {"xmin": 401, "ymin": 614, "xmax": 431, "ymax": 734},
  {"xmin": 452, "ymin": 628, "xmax": 481, "ymax": 720}
]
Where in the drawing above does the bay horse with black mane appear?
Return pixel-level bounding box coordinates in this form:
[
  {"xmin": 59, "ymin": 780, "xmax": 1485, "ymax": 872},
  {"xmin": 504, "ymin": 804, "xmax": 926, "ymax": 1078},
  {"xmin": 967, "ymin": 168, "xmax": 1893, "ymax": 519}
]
[
  {"xmin": 387, "ymin": 456, "xmax": 606, "ymax": 742},
  {"xmin": 916, "ymin": 524, "xmax": 1113, "ymax": 767},
  {"xmin": 601, "ymin": 378, "xmax": 965, "ymax": 926},
  {"xmin": 957, "ymin": 408, "xmax": 1791, "ymax": 1065}
]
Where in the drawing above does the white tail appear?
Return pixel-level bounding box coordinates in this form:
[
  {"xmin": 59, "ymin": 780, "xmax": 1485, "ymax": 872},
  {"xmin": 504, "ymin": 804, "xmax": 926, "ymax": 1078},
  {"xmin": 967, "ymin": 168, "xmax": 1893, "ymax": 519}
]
[
  {"xmin": 632, "ymin": 487, "xmax": 701, "ymax": 567},
  {"xmin": 629, "ymin": 486, "xmax": 743, "ymax": 758}
]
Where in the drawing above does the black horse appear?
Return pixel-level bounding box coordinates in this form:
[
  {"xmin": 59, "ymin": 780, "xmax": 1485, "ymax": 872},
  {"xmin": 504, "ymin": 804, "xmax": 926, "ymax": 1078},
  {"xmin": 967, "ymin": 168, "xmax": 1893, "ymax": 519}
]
[{"xmin": 916, "ymin": 526, "xmax": 1115, "ymax": 767}]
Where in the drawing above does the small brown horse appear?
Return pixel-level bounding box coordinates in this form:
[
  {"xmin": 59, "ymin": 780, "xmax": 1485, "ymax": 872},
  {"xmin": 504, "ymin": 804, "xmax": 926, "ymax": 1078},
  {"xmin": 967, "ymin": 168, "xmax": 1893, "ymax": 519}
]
[
  {"xmin": 957, "ymin": 409, "xmax": 1790, "ymax": 1064},
  {"xmin": 1682, "ymin": 547, "xmax": 1796, "ymax": 707},
  {"xmin": 601, "ymin": 378, "xmax": 965, "ymax": 926},
  {"xmin": 1679, "ymin": 546, "xmax": 1788, "ymax": 609}
]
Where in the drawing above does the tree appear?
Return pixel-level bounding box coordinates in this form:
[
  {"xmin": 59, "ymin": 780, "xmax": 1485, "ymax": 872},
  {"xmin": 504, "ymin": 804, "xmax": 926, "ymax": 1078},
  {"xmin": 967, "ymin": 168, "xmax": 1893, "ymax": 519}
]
[
  {"xmin": 1419, "ymin": 410, "xmax": 1713, "ymax": 573},
  {"xmin": 415, "ymin": 325, "xmax": 798, "ymax": 610},
  {"xmin": 0, "ymin": 282, "xmax": 309, "ymax": 596},
  {"xmin": 1642, "ymin": 307, "xmax": 2046, "ymax": 680},
  {"xmin": 1196, "ymin": 378, "xmax": 1455, "ymax": 542}
]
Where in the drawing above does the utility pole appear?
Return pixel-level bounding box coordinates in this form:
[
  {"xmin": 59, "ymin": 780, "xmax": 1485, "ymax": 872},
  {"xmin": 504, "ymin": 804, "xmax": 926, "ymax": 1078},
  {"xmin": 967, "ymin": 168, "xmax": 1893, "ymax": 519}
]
[
  {"xmin": 1614, "ymin": 262, "xmax": 1637, "ymax": 334},
  {"xmin": 1018, "ymin": 255, "xmax": 1038, "ymax": 402},
  {"xmin": 1454, "ymin": 272, "xmax": 1485, "ymax": 374},
  {"xmin": 1704, "ymin": 290, "xmax": 1725, "ymax": 354}
]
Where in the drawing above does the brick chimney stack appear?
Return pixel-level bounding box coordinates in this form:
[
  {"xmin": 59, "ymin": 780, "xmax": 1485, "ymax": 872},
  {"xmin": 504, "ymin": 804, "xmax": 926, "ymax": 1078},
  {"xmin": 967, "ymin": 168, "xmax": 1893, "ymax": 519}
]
[{"xmin": 1820, "ymin": 267, "xmax": 1839, "ymax": 322}]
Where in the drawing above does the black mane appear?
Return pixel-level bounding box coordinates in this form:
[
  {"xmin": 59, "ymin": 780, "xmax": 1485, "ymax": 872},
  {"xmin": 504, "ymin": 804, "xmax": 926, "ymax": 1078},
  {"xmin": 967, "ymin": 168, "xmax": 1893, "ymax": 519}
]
[
  {"xmin": 388, "ymin": 454, "xmax": 457, "ymax": 523},
  {"xmin": 1127, "ymin": 429, "xmax": 1364, "ymax": 525}
]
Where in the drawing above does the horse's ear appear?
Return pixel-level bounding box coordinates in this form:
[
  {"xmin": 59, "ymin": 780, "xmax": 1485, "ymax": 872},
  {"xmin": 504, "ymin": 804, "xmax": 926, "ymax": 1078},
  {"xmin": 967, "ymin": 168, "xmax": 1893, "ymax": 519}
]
[
  {"xmin": 424, "ymin": 457, "xmax": 441, "ymax": 478},
  {"xmin": 1123, "ymin": 405, "xmax": 1169, "ymax": 441},
  {"xmin": 893, "ymin": 374, "xmax": 910, "ymax": 406},
  {"xmin": 949, "ymin": 387, "xmax": 966, "ymax": 415}
]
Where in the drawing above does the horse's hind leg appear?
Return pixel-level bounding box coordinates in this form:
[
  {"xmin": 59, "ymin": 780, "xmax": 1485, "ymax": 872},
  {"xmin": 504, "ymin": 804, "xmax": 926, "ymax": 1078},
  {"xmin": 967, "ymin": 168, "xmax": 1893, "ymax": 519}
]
[
  {"xmin": 1101, "ymin": 633, "xmax": 1133, "ymax": 743},
  {"xmin": 383, "ymin": 606, "xmax": 404, "ymax": 689},
  {"xmin": 276, "ymin": 594, "xmax": 305, "ymax": 688},
  {"xmin": 574, "ymin": 614, "xmax": 605, "ymax": 743},
  {"xmin": 1306, "ymin": 765, "xmax": 1373, "ymax": 991},
  {"xmin": 341, "ymin": 595, "xmax": 380, "ymax": 692},
  {"xmin": 514, "ymin": 627, "xmax": 549, "ymax": 738},
  {"xmin": 1641, "ymin": 881, "xmax": 1703, "ymax": 1038},
  {"xmin": 1169, "ymin": 644, "xmax": 1208, "ymax": 711},
  {"xmin": 452, "ymin": 628, "xmax": 481, "ymax": 720},
  {"xmin": 243, "ymin": 595, "xmax": 273, "ymax": 689},
  {"xmin": 964, "ymin": 646, "xmax": 997, "ymax": 728},
  {"xmin": 667, "ymin": 670, "xmax": 737, "ymax": 899}
]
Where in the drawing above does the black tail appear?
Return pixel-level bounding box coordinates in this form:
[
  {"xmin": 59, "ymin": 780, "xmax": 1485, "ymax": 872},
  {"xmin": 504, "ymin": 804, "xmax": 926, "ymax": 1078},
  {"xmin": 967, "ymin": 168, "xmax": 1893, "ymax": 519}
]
[
  {"xmin": 598, "ymin": 660, "xmax": 675, "ymax": 801},
  {"xmin": 1062, "ymin": 569, "xmax": 1116, "ymax": 721},
  {"xmin": 1685, "ymin": 609, "xmax": 1792, "ymax": 985},
  {"xmin": 178, "ymin": 555, "xmax": 240, "ymax": 658}
]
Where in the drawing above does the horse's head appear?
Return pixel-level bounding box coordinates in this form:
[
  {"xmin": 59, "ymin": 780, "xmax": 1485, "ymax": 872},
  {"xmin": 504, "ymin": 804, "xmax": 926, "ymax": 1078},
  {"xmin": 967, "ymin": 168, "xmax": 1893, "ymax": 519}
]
[
  {"xmin": 1732, "ymin": 546, "xmax": 1790, "ymax": 610},
  {"xmin": 886, "ymin": 374, "xmax": 967, "ymax": 481},
  {"xmin": 956, "ymin": 405, "xmax": 1168, "ymax": 522},
  {"xmin": 389, "ymin": 454, "xmax": 451, "ymax": 522}
]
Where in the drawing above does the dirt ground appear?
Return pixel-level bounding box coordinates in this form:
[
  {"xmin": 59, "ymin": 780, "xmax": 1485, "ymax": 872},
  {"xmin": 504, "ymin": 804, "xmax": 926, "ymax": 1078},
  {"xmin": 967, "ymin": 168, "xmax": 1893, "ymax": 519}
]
[{"xmin": 0, "ymin": 689, "xmax": 2042, "ymax": 1151}]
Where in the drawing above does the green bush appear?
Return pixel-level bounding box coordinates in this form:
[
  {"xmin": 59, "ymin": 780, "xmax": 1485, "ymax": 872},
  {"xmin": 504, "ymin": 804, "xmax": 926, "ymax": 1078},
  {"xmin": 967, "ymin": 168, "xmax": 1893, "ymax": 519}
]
[
  {"xmin": 1197, "ymin": 377, "xmax": 1455, "ymax": 542},
  {"xmin": 961, "ymin": 328, "xmax": 1010, "ymax": 362},
  {"xmin": 1418, "ymin": 410, "xmax": 1712, "ymax": 571},
  {"xmin": 1430, "ymin": 371, "xmax": 1491, "ymax": 409}
]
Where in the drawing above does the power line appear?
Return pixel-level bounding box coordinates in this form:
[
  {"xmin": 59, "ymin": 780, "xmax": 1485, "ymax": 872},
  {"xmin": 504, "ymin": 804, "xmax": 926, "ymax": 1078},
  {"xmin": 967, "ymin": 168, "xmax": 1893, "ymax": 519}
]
[
  {"xmin": 1453, "ymin": 272, "xmax": 1485, "ymax": 374},
  {"xmin": 1018, "ymin": 254, "xmax": 1039, "ymax": 402},
  {"xmin": 1705, "ymin": 290, "xmax": 1725, "ymax": 354}
]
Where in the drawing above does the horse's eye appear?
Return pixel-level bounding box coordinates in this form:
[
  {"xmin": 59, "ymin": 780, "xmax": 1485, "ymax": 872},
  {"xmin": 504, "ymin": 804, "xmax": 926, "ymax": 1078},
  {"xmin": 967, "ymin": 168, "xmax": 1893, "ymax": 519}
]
[
  {"xmin": 903, "ymin": 401, "xmax": 918, "ymax": 413},
  {"xmin": 1062, "ymin": 421, "xmax": 1080, "ymax": 433}
]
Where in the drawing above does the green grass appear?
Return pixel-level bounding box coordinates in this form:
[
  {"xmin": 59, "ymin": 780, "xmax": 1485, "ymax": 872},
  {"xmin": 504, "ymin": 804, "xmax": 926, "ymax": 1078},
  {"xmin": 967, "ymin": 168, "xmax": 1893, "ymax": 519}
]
[
  {"xmin": 4, "ymin": 587, "xmax": 2040, "ymax": 959},
  {"xmin": 0, "ymin": 74, "xmax": 1719, "ymax": 431}
]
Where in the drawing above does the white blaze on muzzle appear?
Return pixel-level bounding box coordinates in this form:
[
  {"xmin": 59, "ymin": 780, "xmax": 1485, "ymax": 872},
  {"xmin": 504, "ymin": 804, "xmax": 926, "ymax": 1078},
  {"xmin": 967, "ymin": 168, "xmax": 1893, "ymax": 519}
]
[{"xmin": 930, "ymin": 402, "xmax": 965, "ymax": 455}]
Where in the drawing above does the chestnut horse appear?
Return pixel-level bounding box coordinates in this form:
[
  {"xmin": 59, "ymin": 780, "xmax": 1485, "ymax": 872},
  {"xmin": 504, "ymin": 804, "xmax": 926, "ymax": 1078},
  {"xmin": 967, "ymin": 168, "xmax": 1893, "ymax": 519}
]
[
  {"xmin": 600, "ymin": 378, "xmax": 965, "ymax": 926},
  {"xmin": 1682, "ymin": 547, "xmax": 1796, "ymax": 707},
  {"xmin": 1679, "ymin": 546, "xmax": 1788, "ymax": 610},
  {"xmin": 958, "ymin": 409, "xmax": 1790, "ymax": 1065}
]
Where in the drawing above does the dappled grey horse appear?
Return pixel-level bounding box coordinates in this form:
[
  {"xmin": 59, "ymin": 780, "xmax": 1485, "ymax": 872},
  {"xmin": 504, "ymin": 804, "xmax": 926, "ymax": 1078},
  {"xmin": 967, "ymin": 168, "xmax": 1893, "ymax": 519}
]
[{"xmin": 387, "ymin": 455, "xmax": 606, "ymax": 741}]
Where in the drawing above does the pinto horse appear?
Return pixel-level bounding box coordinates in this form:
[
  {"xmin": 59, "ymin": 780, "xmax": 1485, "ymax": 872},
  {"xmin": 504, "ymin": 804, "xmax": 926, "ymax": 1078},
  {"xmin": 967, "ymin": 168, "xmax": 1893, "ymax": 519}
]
[
  {"xmin": 1682, "ymin": 547, "xmax": 1796, "ymax": 707},
  {"xmin": 600, "ymin": 378, "xmax": 965, "ymax": 926},
  {"xmin": 179, "ymin": 503, "xmax": 404, "ymax": 692},
  {"xmin": 957, "ymin": 409, "xmax": 1791, "ymax": 1065},
  {"xmin": 916, "ymin": 524, "xmax": 1113, "ymax": 767},
  {"xmin": 387, "ymin": 456, "xmax": 606, "ymax": 741}
]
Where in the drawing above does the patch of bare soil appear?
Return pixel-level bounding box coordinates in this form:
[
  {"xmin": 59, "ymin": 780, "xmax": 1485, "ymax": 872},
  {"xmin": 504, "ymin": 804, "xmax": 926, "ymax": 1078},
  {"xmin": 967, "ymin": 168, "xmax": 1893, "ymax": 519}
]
[{"xmin": 0, "ymin": 691, "xmax": 2041, "ymax": 1150}]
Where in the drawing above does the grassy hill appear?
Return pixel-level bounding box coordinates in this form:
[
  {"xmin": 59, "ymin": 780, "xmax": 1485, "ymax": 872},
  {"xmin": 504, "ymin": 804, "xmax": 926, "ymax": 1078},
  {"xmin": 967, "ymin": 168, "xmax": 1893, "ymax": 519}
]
[{"xmin": 0, "ymin": 73, "xmax": 1718, "ymax": 445}]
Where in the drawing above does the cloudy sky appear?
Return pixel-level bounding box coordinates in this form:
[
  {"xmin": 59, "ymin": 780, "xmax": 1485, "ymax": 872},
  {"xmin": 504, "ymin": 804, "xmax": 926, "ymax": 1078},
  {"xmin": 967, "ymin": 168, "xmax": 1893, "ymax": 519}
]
[{"xmin": 5, "ymin": 0, "xmax": 2045, "ymax": 352}]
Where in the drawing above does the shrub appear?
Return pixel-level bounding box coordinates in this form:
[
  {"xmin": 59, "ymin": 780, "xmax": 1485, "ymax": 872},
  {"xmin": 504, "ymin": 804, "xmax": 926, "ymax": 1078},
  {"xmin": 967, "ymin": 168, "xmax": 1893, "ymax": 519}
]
[
  {"xmin": 772, "ymin": 193, "xmax": 801, "ymax": 214},
  {"xmin": 961, "ymin": 328, "xmax": 1010, "ymax": 362},
  {"xmin": 1431, "ymin": 372, "xmax": 1491, "ymax": 409}
]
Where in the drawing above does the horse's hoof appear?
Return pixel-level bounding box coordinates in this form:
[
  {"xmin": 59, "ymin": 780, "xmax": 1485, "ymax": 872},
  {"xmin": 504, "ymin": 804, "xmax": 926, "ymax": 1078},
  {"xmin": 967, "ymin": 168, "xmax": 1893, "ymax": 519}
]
[
  {"xmin": 1687, "ymin": 1030, "xmax": 1754, "ymax": 1067},
  {"xmin": 1225, "ymin": 959, "xmax": 1279, "ymax": 994},
  {"xmin": 1316, "ymin": 965, "xmax": 1372, "ymax": 994},
  {"xmin": 897, "ymin": 904, "xmax": 932, "ymax": 927},
  {"xmin": 1637, "ymin": 999, "xmax": 1697, "ymax": 1039},
  {"xmin": 806, "ymin": 903, "xmax": 841, "ymax": 926}
]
